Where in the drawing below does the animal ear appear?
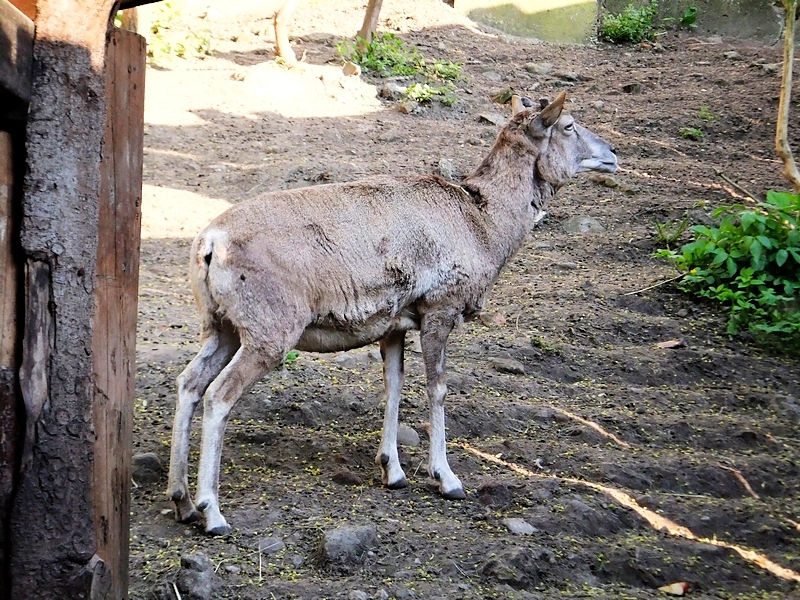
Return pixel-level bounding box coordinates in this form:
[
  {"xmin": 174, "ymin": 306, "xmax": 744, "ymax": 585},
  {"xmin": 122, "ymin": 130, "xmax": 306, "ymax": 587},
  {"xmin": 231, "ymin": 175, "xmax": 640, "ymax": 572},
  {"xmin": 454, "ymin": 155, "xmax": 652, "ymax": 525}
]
[
  {"xmin": 530, "ymin": 91, "xmax": 566, "ymax": 133},
  {"xmin": 510, "ymin": 95, "xmax": 526, "ymax": 115}
]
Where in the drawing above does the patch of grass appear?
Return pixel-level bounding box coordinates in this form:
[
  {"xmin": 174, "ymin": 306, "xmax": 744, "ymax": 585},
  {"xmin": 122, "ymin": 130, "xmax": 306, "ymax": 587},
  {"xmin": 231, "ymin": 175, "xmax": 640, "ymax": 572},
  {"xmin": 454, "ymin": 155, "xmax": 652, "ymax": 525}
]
[
  {"xmin": 698, "ymin": 105, "xmax": 714, "ymax": 121},
  {"xmin": 679, "ymin": 126, "xmax": 703, "ymax": 140},
  {"xmin": 284, "ymin": 349, "xmax": 300, "ymax": 365},
  {"xmin": 599, "ymin": 0, "xmax": 659, "ymax": 44},
  {"xmin": 338, "ymin": 33, "xmax": 425, "ymax": 77},
  {"xmin": 405, "ymin": 82, "xmax": 457, "ymax": 106},
  {"xmin": 653, "ymin": 215, "xmax": 690, "ymax": 247},
  {"xmin": 655, "ymin": 191, "xmax": 800, "ymax": 341},
  {"xmin": 147, "ymin": 1, "xmax": 211, "ymax": 63},
  {"xmin": 338, "ymin": 33, "xmax": 462, "ymax": 105}
]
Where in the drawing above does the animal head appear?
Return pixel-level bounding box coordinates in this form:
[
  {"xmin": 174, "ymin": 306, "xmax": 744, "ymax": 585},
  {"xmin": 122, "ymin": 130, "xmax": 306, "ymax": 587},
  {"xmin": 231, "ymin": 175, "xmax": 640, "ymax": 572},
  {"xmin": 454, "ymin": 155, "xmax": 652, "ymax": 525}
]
[{"xmin": 508, "ymin": 91, "xmax": 618, "ymax": 187}]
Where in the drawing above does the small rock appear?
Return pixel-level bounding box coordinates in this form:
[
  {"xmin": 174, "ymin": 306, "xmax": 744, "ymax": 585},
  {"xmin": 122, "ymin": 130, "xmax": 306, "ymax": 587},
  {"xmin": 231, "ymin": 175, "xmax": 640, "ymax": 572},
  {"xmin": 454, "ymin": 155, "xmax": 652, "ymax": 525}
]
[
  {"xmin": 349, "ymin": 591, "xmax": 369, "ymax": 600},
  {"xmin": 332, "ymin": 470, "xmax": 363, "ymax": 486},
  {"xmin": 524, "ymin": 62, "xmax": 552, "ymax": 75},
  {"xmin": 477, "ymin": 481, "xmax": 513, "ymax": 508},
  {"xmin": 257, "ymin": 537, "xmax": 285, "ymax": 555},
  {"xmin": 397, "ymin": 424, "xmax": 420, "ymax": 447},
  {"xmin": 562, "ymin": 216, "xmax": 605, "ymax": 234},
  {"xmin": 132, "ymin": 452, "xmax": 163, "ymax": 484},
  {"xmin": 398, "ymin": 101, "xmax": 418, "ymax": 114},
  {"xmin": 491, "ymin": 87, "xmax": 514, "ymax": 104},
  {"xmin": 481, "ymin": 69, "xmax": 503, "ymax": 82},
  {"xmin": 503, "ymin": 517, "xmax": 537, "ymax": 535},
  {"xmin": 761, "ymin": 63, "xmax": 780, "ymax": 75},
  {"xmin": 224, "ymin": 564, "xmax": 240, "ymax": 574},
  {"xmin": 491, "ymin": 358, "xmax": 525, "ymax": 375},
  {"xmin": 320, "ymin": 523, "xmax": 378, "ymax": 567},
  {"xmin": 377, "ymin": 131, "xmax": 401, "ymax": 143},
  {"xmin": 301, "ymin": 32, "xmax": 335, "ymax": 45},
  {"xmin": 291, "ymin": 555, "xmax": 304, "ymax": 568},
  {"xmin": 477, "ymin": 113, "xmax": 506, "ymax": 126},
  {"xmin": 723, "ymin": 50, "xmax": 743, "ymax": 61},
  {"xmin": 342, "ymin": 61, "xmax": 361, "ymax": 76},
  {"xmin": 554, "ymin": 70, "xmax": 580, "ymax": 82},
  {"xmin": 591, "ymin": 100, "xmax": 605, "ymax": 111},
  {"xmin": 591, "ymin": 175, "xmax": 620, "ymax": 188},
  {"xmin": 438, "ymin": 157, "xmax": 457, "ymax": 181},
  {"xmin": 676, "ymin": 309, "xmax": 689, "ymax": 318},
  {"xmin": 374, "ymin": 590, "xmax": 390, "ymax": 600},
  {"xmin": 379, "ymin": 81, "xmax": 407, "ymax": 100},
  {"xmin": 176, "ymin": 553, "xmax": 220, "ymax": 600},
  {"xmin": 393, "ymin": 587, "xmax": 416, "ymax": 600},
  {"xmin": 622, "ymin": 82, "xmax": 643, "ymax": 94},
  {"xmin": 479, "ymin": 312, "xmax": 506, "ymax": 327}
]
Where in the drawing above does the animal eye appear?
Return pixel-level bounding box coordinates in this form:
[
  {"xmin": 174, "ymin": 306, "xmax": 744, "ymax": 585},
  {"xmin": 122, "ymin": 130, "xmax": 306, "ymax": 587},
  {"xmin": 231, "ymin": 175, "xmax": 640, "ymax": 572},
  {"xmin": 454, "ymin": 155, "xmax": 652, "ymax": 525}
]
[{"xmin": 564, "ymin": 123, "xmax": 574, "ymax": 132}]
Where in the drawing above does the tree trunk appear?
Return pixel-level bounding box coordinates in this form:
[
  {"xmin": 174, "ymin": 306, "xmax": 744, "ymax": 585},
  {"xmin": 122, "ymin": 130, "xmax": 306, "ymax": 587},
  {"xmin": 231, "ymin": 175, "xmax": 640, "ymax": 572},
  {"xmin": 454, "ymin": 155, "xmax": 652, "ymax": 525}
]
[
  {"xmin": 357, "ymin": 0, "xmax": 384, "ymax": 44},
  {"xmin": 8, "ymin": 3, "xmax": 144, "ymax": 598},
  {"xmin": 776, "ymin": 0, "xmax": 800, "ymax": 192},
  {"xmin": 274, "ymin": 0, "xmax": 298, "ymax": 66}
]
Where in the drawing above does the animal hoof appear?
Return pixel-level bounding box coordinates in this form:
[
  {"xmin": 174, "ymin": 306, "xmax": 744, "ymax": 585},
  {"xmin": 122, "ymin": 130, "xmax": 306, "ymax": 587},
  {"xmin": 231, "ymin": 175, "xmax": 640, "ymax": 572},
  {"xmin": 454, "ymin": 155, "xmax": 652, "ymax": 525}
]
[
  {"xmin": 442, "ymin": 487, "xmax": 466, "ymax": 500},
  {"xmin": 387, "ymin": 477, "xmax": 408, "ymax": 490},
  {"xmin": 205, "ymin": 523, "xmax": 233, "ymax": 536},
  {"xmin": 177, "ymin": 508, "xmax": 203, "ymax": 524}
]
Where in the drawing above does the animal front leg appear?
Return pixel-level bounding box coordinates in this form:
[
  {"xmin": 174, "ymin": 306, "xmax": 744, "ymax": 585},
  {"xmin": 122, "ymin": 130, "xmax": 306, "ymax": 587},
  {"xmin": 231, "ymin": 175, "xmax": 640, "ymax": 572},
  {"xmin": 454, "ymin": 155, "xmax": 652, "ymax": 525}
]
[
  {"xmin": 195, "ymin": 346, "xmax": 274, "ymax": 535},
  {"xmin": 375, "ymin": 330, "xmax": 408, "ymax": 489},
  {"xmin": 420, "ymin": 312, "xmax": 465, "ymax": 499}
]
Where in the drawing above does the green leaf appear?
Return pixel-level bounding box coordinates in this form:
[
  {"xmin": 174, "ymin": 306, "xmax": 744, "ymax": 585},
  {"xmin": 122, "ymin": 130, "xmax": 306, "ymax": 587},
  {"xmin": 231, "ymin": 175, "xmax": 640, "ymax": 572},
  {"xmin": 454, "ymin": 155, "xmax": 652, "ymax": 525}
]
[
  {"xmin": 749, "ymin": 239, "xmax": 763, "ymax": 263},
  {"xmin": 756, "ymin": 235, "xmax": 773, "ymax": 249},
  {"xmin": 740, "ymin": 211, "xmax": 756, "ymax": 232},
  {"xmin": 776, "ymin": 249, "xmax": 789, "ymax": 266},
  {"xmin": 725, "ymin": 257, "xmax": 737, "ymax": 276}
]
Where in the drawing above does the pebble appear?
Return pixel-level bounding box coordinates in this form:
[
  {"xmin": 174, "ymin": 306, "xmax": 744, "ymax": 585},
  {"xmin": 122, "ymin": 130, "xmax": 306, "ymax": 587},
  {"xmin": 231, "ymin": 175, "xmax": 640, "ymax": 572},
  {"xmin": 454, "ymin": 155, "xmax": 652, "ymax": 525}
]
[
  {"xmin": 562, "ymin": 216, "xmax": 605, "ymax": 234},
  {"xmin": 490, "ymin": 358, "xmax": 526, "ymax": 375},
  {"xmin": 524, "ymin": 62, "xmax": 552, "ymax": 75},
  {"xmin": 503, "ymin": 517, "xmax": 537, "ymax": 535},
  {"xmin": 397, "ymin": 424, "xmax": 421, "ymax": 447},
  {"xmin": 132, "ymin": 452, "xmax": 163, "ymax": 484},
  {"xmin": 321, "ymin": 523, "xmax": 378, "ymax": 566},
  {"xmin": 332, "ymin": 469, "xmax": 364, "ymax": 486}
]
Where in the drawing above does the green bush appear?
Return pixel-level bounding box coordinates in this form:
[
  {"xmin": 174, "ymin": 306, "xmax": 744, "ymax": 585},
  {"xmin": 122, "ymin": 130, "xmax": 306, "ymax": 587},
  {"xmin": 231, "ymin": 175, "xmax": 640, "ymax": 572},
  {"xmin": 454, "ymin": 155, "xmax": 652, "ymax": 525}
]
[
  {"xmin": 338, "ymin": 33, "xmax": 461, "ymax": 81},
  {"xmin": 599, "ymin": 1, "xmax": 659, "ymax": 44},
  {"xmin": 338, "ymin": 33, "xmax": 425, "ymax": 77},
  {"xmin": 655, "ymin": 191, "xmax": 800, "ymax": 340},
  {"xmin": 405, "ymin": 82, "xmax": 457, "ymax": 106}
]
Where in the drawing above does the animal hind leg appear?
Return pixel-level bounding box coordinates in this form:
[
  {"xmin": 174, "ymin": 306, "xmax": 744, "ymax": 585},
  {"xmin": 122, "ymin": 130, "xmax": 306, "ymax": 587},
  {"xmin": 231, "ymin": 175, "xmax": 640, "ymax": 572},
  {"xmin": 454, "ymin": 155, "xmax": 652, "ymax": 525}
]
[
  {"xmin": 375, "ymin": 330, "xmax": 408, "ymax": 489},
  {"xmin": 167, "ymin": 325, "xmax": 239, "ymax": 523},
  {"xmin": 194, "ymin": 345, "xmax": 280, "ymax": 535},
  {"xmin": 420, "ymin": 312, "xmax": 465, "ymax": 499}
]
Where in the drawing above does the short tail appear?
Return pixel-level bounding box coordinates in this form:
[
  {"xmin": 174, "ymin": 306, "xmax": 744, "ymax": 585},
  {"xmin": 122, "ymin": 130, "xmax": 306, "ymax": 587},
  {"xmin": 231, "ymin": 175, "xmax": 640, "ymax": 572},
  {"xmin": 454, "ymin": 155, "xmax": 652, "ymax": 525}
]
[{"xmin": 190, "ymin": 230, "xmax": 223, "ymax": 331}]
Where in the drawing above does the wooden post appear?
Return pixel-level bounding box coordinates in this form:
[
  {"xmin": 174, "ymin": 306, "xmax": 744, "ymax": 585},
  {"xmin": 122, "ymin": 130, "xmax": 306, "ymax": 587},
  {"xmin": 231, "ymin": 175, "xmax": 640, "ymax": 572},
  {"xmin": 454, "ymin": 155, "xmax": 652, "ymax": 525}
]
[{"xmin": 92, "ymin": 27, "xmax": 146, "ymax": 600}]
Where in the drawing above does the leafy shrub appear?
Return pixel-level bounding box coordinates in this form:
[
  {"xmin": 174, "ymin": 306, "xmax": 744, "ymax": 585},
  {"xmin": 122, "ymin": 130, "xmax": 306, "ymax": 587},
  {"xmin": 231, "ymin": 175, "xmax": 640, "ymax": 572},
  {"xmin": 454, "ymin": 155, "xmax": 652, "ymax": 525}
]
[
  {"xmin": 338, "ymin": 33, "xmax": 425, "ymax": 77},
  {"xmin": 655, "ymin": 191, "xmax": 800, "ymax": 340},
  {"xmin": 147, "ymin": 1, "xmax": 211, "ymax": 63},
  {"xmin": 338, "ymin": 34, "xmax": 461, "ymax": 81},
  {"xmin": 599, "ymin": 1, "xmax": 659, "ymax": 44},
  {"xmin": 405, "ymin": 82, "xmax": 457, "ymax": 106},
  {"xmin": 679, "ymin": 126, "xmax": 703, "ymax": 140}
]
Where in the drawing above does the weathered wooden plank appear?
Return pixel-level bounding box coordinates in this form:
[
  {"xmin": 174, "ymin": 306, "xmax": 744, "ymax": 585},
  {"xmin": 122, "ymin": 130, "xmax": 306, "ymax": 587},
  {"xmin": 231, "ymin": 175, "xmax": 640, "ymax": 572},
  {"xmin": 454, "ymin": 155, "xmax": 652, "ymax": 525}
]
[
  {"xmin": 0, "ymin": 0, "xmax": 34, "ymax": 102},
  {"xmin": 0, "ymin": 130, "xmax": 21, "ymax": 600},
  {"xmin": 7, "ymin": 0, "xmax": 34, "ymax": 21},
  {"xmin": 92, "ymin": 27, "xmax": 145, "ymax": 600},
  {"xmin": 0, "ymin": 132, "xmax": 17, "ymax": 369}
]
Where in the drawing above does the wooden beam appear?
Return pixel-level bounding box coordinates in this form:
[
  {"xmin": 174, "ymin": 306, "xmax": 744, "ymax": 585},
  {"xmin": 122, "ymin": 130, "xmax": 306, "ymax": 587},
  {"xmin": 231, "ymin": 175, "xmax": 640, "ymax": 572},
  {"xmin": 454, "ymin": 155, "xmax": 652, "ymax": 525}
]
[
  {"xmin": 0, "ymin": 0, "xmax": 34, "ymax": 102},
  {"xmin": 92, "ymin": 27, "xmax": 145, "ymax": 600},
  {"xmin": 6, "ymin": 0, "xmax": 33, "ymax": 21}
]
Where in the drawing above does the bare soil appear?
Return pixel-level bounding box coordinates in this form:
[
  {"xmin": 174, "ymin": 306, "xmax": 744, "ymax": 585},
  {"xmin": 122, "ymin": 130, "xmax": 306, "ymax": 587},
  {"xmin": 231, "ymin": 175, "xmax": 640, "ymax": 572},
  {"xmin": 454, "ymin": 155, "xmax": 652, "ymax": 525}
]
[{"xmin": 130, "ymin": 1, "xmax": 800, "ymax": 598}]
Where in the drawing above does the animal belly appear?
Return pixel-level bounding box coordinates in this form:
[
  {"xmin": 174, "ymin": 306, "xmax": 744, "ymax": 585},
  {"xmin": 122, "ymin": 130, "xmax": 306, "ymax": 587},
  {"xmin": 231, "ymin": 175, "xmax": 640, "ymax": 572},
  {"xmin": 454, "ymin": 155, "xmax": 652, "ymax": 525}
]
[{"xmin": 295, "ymin": 314, "xmax": 419, "ymax": 353}]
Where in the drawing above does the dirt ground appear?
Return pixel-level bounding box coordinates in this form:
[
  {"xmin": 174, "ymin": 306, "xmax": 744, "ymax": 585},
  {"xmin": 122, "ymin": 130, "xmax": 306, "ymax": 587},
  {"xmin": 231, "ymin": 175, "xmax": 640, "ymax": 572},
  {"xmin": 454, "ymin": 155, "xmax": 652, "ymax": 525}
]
[{"xmin": 130, "ymin": 1, "xmax": 800, "ymax": 598}]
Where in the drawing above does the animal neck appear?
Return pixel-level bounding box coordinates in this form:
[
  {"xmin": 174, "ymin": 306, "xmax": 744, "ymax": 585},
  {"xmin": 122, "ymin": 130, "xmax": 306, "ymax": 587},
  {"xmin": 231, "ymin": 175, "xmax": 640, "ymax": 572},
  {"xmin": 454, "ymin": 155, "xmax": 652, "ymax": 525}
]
[{"xmin": 461, "ymin": 134, "xmax": 559, "ymax": 260}]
